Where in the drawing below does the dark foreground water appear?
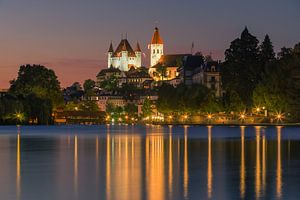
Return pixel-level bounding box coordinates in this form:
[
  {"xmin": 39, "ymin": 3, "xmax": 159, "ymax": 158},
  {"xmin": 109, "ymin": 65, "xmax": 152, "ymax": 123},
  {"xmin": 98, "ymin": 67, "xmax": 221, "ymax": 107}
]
[{"xmin": 0, "ymin": 125, "xmax": 300, "ymax": 200}]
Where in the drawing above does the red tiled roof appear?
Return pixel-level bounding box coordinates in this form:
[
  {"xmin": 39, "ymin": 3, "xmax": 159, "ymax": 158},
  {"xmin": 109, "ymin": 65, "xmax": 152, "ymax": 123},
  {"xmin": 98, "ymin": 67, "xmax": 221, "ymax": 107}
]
[
  {"xmin": 113, "ymin": 39, "xmax": 136, "ymax": 57},
  {"xmin": 151, "ymin": 27, "xmax": 163, "ymax": 44}
]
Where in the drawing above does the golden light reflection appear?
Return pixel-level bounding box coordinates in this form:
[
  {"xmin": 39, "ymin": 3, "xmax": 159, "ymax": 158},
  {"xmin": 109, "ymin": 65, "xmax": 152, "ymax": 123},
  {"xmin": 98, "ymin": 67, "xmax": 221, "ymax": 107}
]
[
  {"xmin": 16, "ymin": 132, "xmax": 21, "ymax": 199},
  {"xmin": 95, "ymin": 136, "xmax": 99, "ymax": 186},
  {"xmin": 106, "ymin": 135, "xmax": 142, "ymax": 200},
  {"xmin": 240, "ymin": 126, "xmax": 246, "ymax": 199},
  {"xmin": 106, "ymin": 133, "xmax": 111, "ymax": 200},
  {"xmin": 146, "ymin": 135, "xmax": 165, "ymax": 200},
  {"xmin": 276, "ymin": 126, "xmax": 282, "ymax": 198},
  {"xmin": 255, "ymin": 126, "xmax": 261, "ymax": 199},
  {"xmin": 168, "ymin": 126, "xmax": 173, "ymax": 197},
  {"xmin": 262, "ymin": 133, "xmax": 266, "ymax": 194},
  {"xmin": 74, "ymin": 136, "xmax": 78, "ymax": 198},
  {"xmin": 207, "ymin": 126, "xmax": 212, "ymax": 199},
  {"xmin": 184, "ymin": 126, "xmax": 189, "ymax": 199}
]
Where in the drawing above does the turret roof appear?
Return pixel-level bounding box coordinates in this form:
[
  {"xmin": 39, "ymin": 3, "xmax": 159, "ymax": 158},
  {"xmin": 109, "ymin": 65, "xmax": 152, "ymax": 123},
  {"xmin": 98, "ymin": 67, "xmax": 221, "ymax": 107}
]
[
  {"xmin": 108, "ymin": 42, "xmax": 114, "ymax": 52},
  {"xmin": 151, "ymin": 27, "xmax": 163, "ymax": 44},
  {"xmin": 113, "ymin": 39, "xmax": 136, "ymax": 57}
]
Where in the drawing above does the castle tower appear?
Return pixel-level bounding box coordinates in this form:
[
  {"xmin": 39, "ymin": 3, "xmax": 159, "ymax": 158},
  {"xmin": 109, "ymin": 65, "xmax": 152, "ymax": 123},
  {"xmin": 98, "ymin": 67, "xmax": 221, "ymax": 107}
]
[
  {"xmin": 120, "ymin": 41, "xmax": 129, "ymax": 71},
  {"xmin": 150, "ymin": 27, "xmax": 164, "ymax": 66},
  {"xmin": 135, "ymin": 42, "xmax": 142, "ymax": 68},
  {"xmin": 108, "ymin": 42, "xmax": 114, "ymax": 68}
]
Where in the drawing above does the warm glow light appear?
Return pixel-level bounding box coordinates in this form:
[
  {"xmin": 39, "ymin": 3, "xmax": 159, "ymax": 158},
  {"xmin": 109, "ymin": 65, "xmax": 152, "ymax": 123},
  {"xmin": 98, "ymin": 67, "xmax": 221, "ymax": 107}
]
[
  {"xmin": 275, "ymin": 112, "xmax": 285, "ymax": 123},
  {"xmin": 168, "ymin": 115, "xmax": 173, "ymax": 119}
]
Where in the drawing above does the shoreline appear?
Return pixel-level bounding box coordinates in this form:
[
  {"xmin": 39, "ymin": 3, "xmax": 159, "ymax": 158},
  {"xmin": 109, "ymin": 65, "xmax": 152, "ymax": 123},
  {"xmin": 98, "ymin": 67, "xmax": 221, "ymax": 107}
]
[{"xmin": 1, "ymin": 122, "xmax": 300, "ymax": 127}]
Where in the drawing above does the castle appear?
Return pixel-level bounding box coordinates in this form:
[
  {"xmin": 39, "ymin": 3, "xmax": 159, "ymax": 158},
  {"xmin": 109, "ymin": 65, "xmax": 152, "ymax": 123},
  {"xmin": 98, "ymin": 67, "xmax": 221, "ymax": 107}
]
[
  {"xmin": 107, "ymin": 39, "xmax": 142, "ymax": 71},
  {"xmin": 107, "ymin": 27, "xmax": 164, "ymax": 71}
]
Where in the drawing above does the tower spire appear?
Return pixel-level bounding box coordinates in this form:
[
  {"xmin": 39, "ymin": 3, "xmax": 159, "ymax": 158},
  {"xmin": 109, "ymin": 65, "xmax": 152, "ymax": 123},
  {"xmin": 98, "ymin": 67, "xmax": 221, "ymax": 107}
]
[
  {"xmin": 151, "ymin": 27, "xmax": 163, "ymax": 44},
  {"xmin": 108, "ymin": 41, "xmax": 114, "ymax": 52}
]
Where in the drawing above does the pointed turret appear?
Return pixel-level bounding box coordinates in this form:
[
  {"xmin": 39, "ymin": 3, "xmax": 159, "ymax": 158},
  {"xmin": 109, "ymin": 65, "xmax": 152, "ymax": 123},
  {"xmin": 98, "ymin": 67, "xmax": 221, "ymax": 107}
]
[
  {"xmin": 108, "ymin": 42, "xmax": 114, "ymax": 52},
  {"xmin": 135, "ymin": 42, "xmax": 141, "ymax": 52},
  {"xmin": 151, "ymin": 27, "xmax": 163, "ymax": 44}
]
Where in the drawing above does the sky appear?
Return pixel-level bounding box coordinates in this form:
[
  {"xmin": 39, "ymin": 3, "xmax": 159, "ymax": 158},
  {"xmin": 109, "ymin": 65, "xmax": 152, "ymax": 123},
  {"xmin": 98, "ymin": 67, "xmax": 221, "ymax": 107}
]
[{"xmin": 0, "ymin": 0, "xmax": 299, "ymax": 88}]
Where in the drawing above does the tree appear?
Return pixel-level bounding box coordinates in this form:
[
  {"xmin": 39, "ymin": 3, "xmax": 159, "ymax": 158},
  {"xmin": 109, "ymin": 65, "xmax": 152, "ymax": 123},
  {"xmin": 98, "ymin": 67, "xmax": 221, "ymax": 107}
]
[
  {"xmin": 155, "ymin": 63, "xmax": 167, "ymax": 81},
  {"xmin": 124, "ymin": 103, "xmax": 138, "ymax": 117},
  {"xmin": 142, "ymin": 98, "xmax": 152, "ymax": 117},
  {"xmin": 23, "ymin": 93, "xmax": 53, "ymax": 125},
  {"xmin": 260, "ymin": 34, "xmax": 275, "ymax": 64},
  {"xmin": 202, "ymin": 92, "xmax": 223, "ymax": 113},
  {"xmin": 63, "ymin": 82, "xmax": 84, "ymax": 102},
  {"xmin": 83, "ymin": 79, "xmax": 96, "ymax": 97},
  {"xmin": 224, "ymin": 90, "xmax": 246, "ymax": 113},
  {"xmin": 222, "ymin": 27, "xmax": 260, "ymax": 106},
  {"xmin": 252, "ymin": 84, "xmax": 287, "ymax": 113},
  {"xmin": 9, "ymin": 64, "xmax": 63, "ymax": 108},
  {"xmin": 99, "ymin": 75, "xmax": 118, "ymax": 90},
  {"xmin": 79, "ymin": 100, "xmax": 100, "ymax": 112}
]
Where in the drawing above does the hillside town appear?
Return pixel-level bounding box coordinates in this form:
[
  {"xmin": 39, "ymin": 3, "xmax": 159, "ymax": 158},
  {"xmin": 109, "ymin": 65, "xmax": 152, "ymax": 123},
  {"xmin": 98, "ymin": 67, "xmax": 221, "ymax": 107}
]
[
  {"xmin": 1, "ymin": 27, "xmax": 299, "ymax": 125},
  {"xmin": 81, "ymin": 27, "xmax": 222, "ymax": 121}
]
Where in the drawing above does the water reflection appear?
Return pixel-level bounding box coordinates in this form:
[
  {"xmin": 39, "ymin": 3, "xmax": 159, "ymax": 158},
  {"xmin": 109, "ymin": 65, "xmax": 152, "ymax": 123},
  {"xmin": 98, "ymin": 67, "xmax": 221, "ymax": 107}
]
[
  {"xmin": 184, "ymin": 126, "xmax": 189, "ymax": 199},
  {"xmin": 277, "ymin": 126, "xmax": 282, "ymax": 198},
  {"xmin": 168, "ymin": 126, "xmax": 173, "ymax": 198},
  {"xmin": 255, "ymin": 126, "xmax": 261, "ymax": 199},
  {"xmin": 207, "ymin": 126, "xmax": 212, "ymax": 199},
  {"xmin": 74, "ymin": 135, "xmax": 78, "ymax": 198},
  {"xmin": 16, "ymin": 129, "xmax": 21, "ymax": 199},
  {"xmin": 0, "ymin": 125, "xmax": 299, "ymax": 199},
  {"xmin": 240, "ymin": 126, "xmax": 245, "ymax": 199}
]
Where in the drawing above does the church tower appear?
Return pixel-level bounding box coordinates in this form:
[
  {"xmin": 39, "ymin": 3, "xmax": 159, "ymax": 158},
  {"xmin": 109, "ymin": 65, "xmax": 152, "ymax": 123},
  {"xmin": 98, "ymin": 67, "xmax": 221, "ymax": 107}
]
[{"xmin": 150, "ymin": 27, "xmax": 164, "ymax": 66}]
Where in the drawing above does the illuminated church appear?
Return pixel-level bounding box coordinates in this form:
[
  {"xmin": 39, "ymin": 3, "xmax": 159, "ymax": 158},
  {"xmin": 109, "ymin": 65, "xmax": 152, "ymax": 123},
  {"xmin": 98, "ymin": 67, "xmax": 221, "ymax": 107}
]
[{"xmin": 107, "ymin": 39, "xmax": 142, "ymax": 71}]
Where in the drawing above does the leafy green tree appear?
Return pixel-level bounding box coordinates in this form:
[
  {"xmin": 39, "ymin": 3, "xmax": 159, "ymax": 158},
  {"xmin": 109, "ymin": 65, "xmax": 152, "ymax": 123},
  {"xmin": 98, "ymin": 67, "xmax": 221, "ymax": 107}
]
[
  {"xmin": 222, "ymin": 27, "xmax": 260, "ymax": 106},
  {"xmin": 252, "ymin": 84, "xmax": 287, "ymax": 113},
  {"xmin": 23, "ymin": 93, "xmax": 53, "ymax": 125},
  {"xmin": 224, "ymin": 90, "xmax": 246, "ymax": 113},
  {"xmin": 99, "ymin": 75, "xmax": 118, "ymax": 91},
  {"xmin": 83, "ymin": 79, "xmax": 96, "ymax": 97},
  {"xmin": 9, "ymin": 64, "xmax": 63, "ymax": 108},
  {"xmin": 155, "ymin": 63, "xmax": 167, "ymax": 81},
  {"xmin": 79, "ymin": 100, "xmax": 100, "ymax": 112},
  {"xmin": 142, "ymin": 98, "xmax": 152, "ymax": 117},
  {"xmin": 156, "ymin": 84, "xmax": 176, "ymax": 114},
  {"xmin": 124, "ymin": 103, "xmax": 138, "ymax": 117},
  {"xmin": 202, "ymin": 92, "xmax": 223, "ymax": 113}
]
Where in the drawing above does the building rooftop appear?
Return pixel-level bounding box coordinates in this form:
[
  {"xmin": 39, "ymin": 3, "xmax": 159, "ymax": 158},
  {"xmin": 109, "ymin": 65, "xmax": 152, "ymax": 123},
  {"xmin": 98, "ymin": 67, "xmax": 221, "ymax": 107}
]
[
  {"xmin": 113, "ymin": 39, "xmax": 137, "ymax": 57},
  {"xmin": 152, "ymin": 54, "xmax": 192, "ymax": 68},
  {"xmin": 151, "ymin": 27, "xmax": 164, "ymax": 44}
]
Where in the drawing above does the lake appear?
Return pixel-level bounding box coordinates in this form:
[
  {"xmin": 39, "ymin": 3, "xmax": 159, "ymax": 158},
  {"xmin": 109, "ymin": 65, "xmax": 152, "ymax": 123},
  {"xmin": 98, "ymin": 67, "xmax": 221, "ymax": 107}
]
[{"xmin": 0, "ymin": 125, "xmax": 299, "ymax": 200}]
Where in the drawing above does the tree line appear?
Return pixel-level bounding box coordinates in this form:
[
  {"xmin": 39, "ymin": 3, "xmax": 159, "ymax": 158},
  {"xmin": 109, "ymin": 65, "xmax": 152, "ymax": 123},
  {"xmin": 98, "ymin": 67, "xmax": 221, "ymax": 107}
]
[{"xmin": 157, "ymin": 28, "xmax": 300, "ymax": 121}]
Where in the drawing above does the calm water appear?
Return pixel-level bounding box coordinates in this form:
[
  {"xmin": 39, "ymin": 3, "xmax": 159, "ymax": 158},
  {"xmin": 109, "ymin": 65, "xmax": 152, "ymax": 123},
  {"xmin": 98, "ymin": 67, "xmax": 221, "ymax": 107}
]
[{"xmin": 0, "ymin": 125, "xmax": 300, "ymax": 200}]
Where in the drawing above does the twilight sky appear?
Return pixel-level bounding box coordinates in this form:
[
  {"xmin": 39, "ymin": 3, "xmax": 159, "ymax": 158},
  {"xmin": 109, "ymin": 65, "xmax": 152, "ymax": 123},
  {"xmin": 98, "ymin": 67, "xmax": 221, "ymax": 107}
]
[{"xmin": 0, "ymin": 0, "xmax": 299, "ymax": 88}]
